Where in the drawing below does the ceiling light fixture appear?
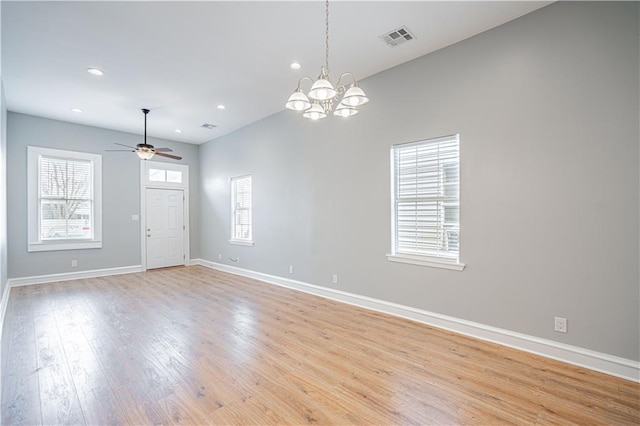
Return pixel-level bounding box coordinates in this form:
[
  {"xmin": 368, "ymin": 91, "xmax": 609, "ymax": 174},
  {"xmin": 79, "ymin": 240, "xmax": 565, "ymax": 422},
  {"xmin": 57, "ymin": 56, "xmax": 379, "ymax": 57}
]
[
  {"xmin": 71, "ymin": 108, "xmax": 83, "ymax": 113},
  {"xmin": 174, "ymin": 129, "xmax": 183, "ymax": 134},
  {"xmin": 217, "ymin": 105, "xmax": 226, "ymax": 110},
  {"xmin": 136, "ymin": 109, "xmax": 155, "ymax": 160},
  {"xmin": 285, "ymin": 0, "xmax": 368, "ymax": 120},
  {"xmin": 289, "ymin": 62, "xmax": 302, "ymax": 70},
  {"xmin": 107, "ymin": 109, "xmax": 182, "ymax": 161},
  {"xmin": 87, "ymin": 67, "xmax": 104, "ymax": 76}
]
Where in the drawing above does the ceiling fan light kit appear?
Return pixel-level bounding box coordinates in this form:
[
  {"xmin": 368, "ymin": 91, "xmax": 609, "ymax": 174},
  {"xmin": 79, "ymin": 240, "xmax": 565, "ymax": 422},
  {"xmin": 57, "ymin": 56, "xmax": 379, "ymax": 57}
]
[
  {"xmin": 285, "ymin": 0, "xmax": 369, "ymax": 120},
  {"xmin": 135, "ymin": 145, "xmax": 155, "ymax": 160}
]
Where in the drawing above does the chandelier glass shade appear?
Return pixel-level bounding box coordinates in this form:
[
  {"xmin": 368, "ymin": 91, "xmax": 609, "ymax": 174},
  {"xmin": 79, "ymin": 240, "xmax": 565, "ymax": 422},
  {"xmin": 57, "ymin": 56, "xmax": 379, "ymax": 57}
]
[
  {"xmin": 333, "ymin": 103, "xmax": 358, "ymax": 118},
  {"xmin": 285, "ymin": 0, "xmax": 369, "ymax": 120},
  {"xmin": 303, "ymin": 103, "xmax": 328, "ymax": 120},
  {"xmin": 341, "ymin": 85, "xmax": 369, "ymax": 107},
  {"xmin": 285, "ymin": 90, "xmax": 312, "ymax": 112},
  {"xmin": 308, "ymin": 74, "xmax": 337, "ymax": 101}
]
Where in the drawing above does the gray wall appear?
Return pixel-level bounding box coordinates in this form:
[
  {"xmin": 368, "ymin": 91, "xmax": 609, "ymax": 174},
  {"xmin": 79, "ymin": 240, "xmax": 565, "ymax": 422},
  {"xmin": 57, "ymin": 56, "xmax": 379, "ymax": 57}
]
[
  {"xmin": 199, "ymin": 2, "xmax": 639, "ymax": 361},
  {"xmin": 7, "ymin": 113, "xmax": 200, "ymax": 278},
  {"xmin": 1, "ymin": 84, "xmax": 6, "ymax": 300},
  {"xmin": 0, "ymin": 0, "xmax": 7, "ymax": 302}
]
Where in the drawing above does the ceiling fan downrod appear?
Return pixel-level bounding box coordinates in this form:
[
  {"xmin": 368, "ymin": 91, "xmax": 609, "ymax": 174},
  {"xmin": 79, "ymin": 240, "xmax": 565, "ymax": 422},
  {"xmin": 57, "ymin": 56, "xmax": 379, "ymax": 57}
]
[{"xmin": 142, "ymin": 108, "xmax": 150, "ymax": 146}]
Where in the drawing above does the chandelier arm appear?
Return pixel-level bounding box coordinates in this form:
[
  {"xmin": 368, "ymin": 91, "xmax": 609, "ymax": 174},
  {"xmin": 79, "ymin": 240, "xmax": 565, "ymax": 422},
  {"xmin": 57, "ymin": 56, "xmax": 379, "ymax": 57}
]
[
  {"xmin": 335, "ymin": 72, "xmax": 357, "ymax": 90},
  {"xmin": 296, "ymin": 76, "xmax": 316, "ymax": 91}
]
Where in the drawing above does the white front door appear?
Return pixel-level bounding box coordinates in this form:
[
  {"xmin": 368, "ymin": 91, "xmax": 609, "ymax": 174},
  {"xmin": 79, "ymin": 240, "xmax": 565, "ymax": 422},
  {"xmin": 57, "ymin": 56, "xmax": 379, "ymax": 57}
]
[{"xmin": 146, "ymin": 188, "xmax": 185, "ymax": 269}]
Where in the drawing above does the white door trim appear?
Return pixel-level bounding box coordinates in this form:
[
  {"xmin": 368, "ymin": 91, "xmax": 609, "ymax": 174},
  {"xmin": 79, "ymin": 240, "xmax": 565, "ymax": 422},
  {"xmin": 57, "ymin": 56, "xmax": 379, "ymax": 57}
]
[{"xmin": 140, "ymin": 160, "xmax": 190, "ymax": 271}]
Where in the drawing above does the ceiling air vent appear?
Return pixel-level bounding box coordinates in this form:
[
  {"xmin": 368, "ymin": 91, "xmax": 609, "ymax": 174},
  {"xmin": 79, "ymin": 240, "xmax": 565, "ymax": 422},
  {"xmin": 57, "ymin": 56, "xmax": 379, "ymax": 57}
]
[
  {"xmin": 201, "ymin": 123, "xmax": 217, "ymax": 130},
  {"xmin": 380, "ymin": 26, "xmax": 416, "ymax": 47}
]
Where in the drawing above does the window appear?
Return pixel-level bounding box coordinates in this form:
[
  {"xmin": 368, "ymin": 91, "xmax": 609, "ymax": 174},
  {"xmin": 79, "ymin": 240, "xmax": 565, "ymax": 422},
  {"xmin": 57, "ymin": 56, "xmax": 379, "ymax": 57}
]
[
  {"xmin": 148, "ymin": 168, "xmax": 183, "ymax": 184},
  {"xmin": 230, "ymin": 175, "xmax": 253, "ymax": 245},
  {"xmin": 142, "ymin": 161, "xmax": 188, "ymax": 189},
  {"xmin": 388, "ymin": 135, "xmax": 464, "ymax": 270},
  {"xmin": 166, "ymin": 170, "xmax": 182, "ymax": 183},
  {"xmin": 149, "ymin": 168, "xmax": 166, "ymax": 182},
  {"xmin": 28, "ymin": 146, "xmax": 102, "ymax": 252}
]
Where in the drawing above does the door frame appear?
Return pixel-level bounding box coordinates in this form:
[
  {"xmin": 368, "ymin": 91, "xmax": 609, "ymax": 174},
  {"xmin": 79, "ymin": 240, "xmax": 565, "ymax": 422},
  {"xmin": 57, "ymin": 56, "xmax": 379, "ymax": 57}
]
[{"xmin": 140, "ymin": 160, "xmax": 190, "ymax": 271}]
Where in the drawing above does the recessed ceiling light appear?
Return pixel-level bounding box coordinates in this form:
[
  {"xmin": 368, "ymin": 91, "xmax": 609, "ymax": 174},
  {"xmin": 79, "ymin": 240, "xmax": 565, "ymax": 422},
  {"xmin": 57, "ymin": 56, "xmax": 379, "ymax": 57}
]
[
  {"xmin": 217, "ymin": 105, "xmax": 226, "ymax": 110},
  {"xmin": 174, "ymin": 129, "xmax": 182, "ymax": 133},
  {"xmin": 290, "ymin": 62, "xmax": 302, "ymax": 70},
  {"xmin": 87, "ymin": 67, "xmax": 104, "ymax": 76},
  {"xmin": 71, "ymin": 108, "xmax": 83, "ymax": 113}
]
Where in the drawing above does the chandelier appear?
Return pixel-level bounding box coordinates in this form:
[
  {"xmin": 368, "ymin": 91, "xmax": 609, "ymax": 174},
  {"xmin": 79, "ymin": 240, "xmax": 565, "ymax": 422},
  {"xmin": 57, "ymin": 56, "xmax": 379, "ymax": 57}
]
[{"xmin": 285, "ymin": 0, "xmax": 369, "ymax": 120}]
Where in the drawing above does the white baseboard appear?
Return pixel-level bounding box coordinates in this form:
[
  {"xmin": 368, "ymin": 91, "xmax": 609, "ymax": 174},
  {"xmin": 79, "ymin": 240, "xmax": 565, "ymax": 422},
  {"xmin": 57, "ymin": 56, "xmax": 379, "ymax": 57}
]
[
  {"xmin": 191, "ymin": 258, "xmax": 640, "ymax": 383},
  {"xmin": 7, "ymin": 265, "xmax": 143, "ymax": 288}
]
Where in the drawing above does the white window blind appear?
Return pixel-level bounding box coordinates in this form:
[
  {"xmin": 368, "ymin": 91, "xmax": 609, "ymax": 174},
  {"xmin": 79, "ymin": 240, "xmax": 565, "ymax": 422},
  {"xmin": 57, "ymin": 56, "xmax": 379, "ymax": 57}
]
[
  {"xmin": 391, "ymin": 134, "xmax": 460, "ymax": 263},
  {"xmin": 39, "ymin": 155, "xmax": 94, "ymax": 240},
  {"xmin": 231, "ymin": 175, "xmax": 252, "ymax": 242}
]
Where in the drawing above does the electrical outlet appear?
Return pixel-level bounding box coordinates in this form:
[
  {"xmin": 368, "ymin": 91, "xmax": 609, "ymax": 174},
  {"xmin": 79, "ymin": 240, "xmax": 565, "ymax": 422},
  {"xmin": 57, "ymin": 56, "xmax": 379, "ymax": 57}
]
[
  {"xmin": 554, "ymin": 317, "xmax": 568, "ymax": 333},
  {"xmin": 71, "ymin": 260, "xmax": 78, "ymax": 267},
  {"xmin": 218, "ymin": 253, "xmax": 222, "ymax": 260},
  {"xmin": 332, "ymin": 274, "xmax": 338, "ymax": 284},
  {"xmin": 132, "ymin": 214, "xmax": 139, "ymax": 221},
  {"xmin": 289, "ymin": 265, "xmax": 294, "ymax": 274}
]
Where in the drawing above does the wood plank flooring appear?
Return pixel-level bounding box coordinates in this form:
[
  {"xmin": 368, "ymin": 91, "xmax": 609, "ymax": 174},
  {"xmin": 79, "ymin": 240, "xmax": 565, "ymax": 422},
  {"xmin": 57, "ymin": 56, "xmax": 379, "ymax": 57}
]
[{"xmin": 2, "ymin": 265, "xmax": 639, "ymax": 425}]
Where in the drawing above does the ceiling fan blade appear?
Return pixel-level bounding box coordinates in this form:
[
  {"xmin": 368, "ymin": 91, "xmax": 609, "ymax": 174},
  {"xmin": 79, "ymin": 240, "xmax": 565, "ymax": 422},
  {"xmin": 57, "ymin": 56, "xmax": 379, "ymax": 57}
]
[
  {"xmin": 155, "ymin": 147, "xmax": 173, "ymax": 152},
  {"xmin": 154, "ymin": 152, "xmax": 182, "ymax": 161},
  {"xmin": 105, "ymin": 149, "xmax": 135, "ymax": 152},
  {"xmin": 114, "ymin": 142, "xmax": 136, "ymax": 149}
]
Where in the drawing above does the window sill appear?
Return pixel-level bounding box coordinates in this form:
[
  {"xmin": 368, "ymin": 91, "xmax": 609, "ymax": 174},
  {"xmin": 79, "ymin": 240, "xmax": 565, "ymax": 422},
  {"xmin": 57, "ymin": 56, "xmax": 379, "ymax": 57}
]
[
  {"xmin": 386, "ymin": 253, "xmax": 465, "ymax": 271},
  {"xmin": 28, "ymin": 240, "xmax": 102, "ymax": 252},
  {"xmin": 229, "ymin": 239, "xmax": 254, "ymax": 247}
]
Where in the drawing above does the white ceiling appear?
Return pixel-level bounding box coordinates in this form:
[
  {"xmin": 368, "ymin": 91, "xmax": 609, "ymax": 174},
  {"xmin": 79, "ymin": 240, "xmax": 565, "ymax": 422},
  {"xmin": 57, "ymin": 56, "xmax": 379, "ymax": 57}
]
[{"xmin": 2, "ymin": 1, "xmax": 551, "ymax": 145}]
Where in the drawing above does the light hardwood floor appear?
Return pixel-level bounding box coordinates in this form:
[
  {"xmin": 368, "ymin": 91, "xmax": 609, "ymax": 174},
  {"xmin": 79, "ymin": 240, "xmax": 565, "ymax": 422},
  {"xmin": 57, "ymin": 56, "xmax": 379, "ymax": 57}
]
[{"xmin": 1, "ymin": 265, "xmax": 638, "ymax": 425}]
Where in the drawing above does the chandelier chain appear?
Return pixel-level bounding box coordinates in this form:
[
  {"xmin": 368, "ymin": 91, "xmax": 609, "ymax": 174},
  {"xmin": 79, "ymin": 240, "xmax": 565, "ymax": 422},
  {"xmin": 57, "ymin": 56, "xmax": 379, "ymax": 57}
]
[{"xmin": 325, "ymin": 0, "xmax": 330, "ymax": 73}]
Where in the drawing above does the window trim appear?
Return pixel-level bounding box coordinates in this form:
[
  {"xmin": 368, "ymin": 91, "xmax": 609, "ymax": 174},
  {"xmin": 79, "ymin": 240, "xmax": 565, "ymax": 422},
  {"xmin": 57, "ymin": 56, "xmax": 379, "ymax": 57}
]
[
  {"xmin": 386, "ymin": 253, "xmax": 465, "ymax": 271},
  {"xmin": 388, "ymin": 135, "xmax": 465, "ymax": 271},
  {"xmin": 27, "ymin": 146, "xmax": 102, "ymax": 252},
  {"xmin": 229, "ymin": 239, "xmax": 255, "ymax": 247},
  {"xmin": 229, "ymin": 174, "xmax": 254, "ymax": 246}
]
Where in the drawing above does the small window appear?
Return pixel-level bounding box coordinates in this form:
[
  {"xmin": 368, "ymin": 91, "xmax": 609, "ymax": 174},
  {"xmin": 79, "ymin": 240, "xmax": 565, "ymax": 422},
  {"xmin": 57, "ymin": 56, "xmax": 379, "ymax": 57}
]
[
  {"xmin": 149, "ymin": 168, "xmax": 166, "ymax": 182},
  {"xmin": 142, "ymin": 161, "xmax": 188, "ymax": 190},
  {"xmin": 388, "ymin": 135, "xmax": 464, "ymax": 270},
  {"xmin": 166, "ymin": 170, "xmax": 182, "ymax": 183},
  {"xmin": 148, "ymin": 168, "xmax": 182, "ymax": 184},
  {"xmin": 230, "ymin": 175, "xmax": 253, "ymax": 245},
  {"xmin": 28, "ymin": 146, "xmax": 102, "ymax": 252}
]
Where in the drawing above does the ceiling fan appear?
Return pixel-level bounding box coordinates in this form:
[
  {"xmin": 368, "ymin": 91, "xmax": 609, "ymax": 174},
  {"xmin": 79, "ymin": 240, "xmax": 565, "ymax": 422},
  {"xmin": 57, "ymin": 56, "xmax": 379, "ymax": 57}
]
[{"xmin": 107, "ymin": 108, "xmax": 182, "ymax": 160}]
